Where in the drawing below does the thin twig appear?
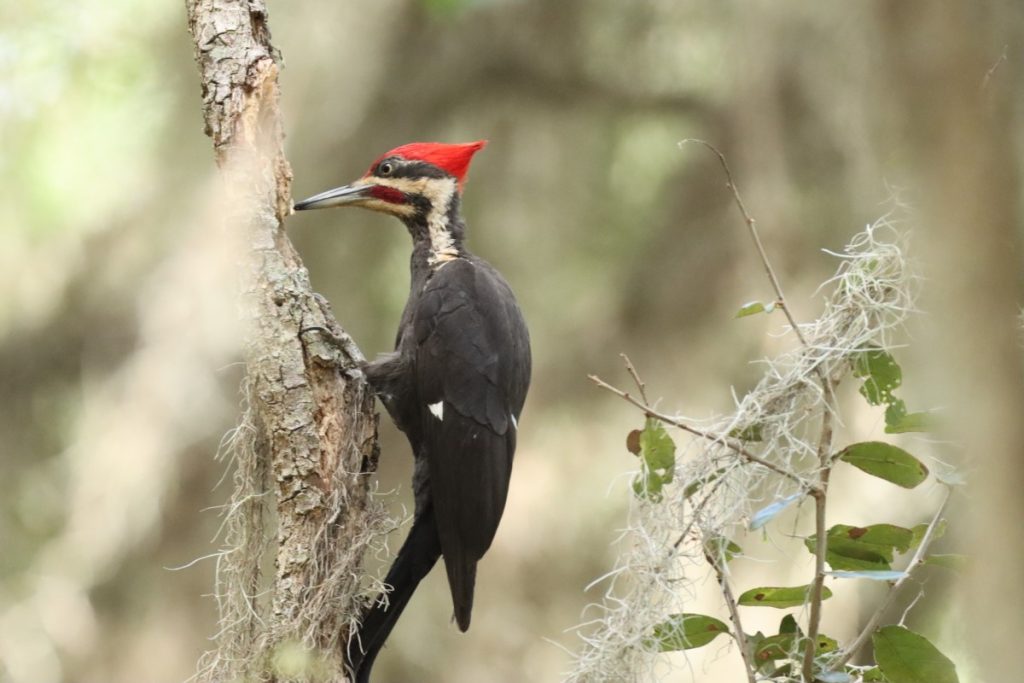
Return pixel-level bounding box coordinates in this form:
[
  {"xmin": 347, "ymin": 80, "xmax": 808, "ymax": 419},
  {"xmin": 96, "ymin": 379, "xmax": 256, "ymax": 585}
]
[
  {"xmin": 802, "ymin": 379, "xmax": 835, "ymax": 682},
  {"xmin": 681, "ymin": 139, "xmax": 843, "ymax": 681},
  {"xmin": 588, "ymin": 373, "xmax": 811, "ymax": 489},
  {"xmin": 672, "ymin": 473, "xmax": 731, "ymax": 551},
  {"xmin": 982, "ymin": 45, "xmax": 1008, "ymax": 90},
  {"xmin": 828, "ymin": 487, "xmax": 952, "ymax": 671},
  {"xmin": 620, "ymin": 354, "xmax": 649, "ymax": 404},
  {"xmin": 703, "ymin": 548, "xmax": 757, "ymax": 683},
  {"xmin": 680, "ymin": 139, "xmax": 811, "ymax": 350}
]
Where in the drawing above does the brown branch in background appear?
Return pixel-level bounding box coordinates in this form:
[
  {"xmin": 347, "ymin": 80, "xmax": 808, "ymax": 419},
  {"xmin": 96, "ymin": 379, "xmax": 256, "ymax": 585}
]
[
  {"xmin": 185, "ymin": 1, "xmax": 377, "ymax": 680},
  {"xmin": 620, "ymin": 353, "xmax": 649, "ymax": 405},
  {"xmin": 981, "ymin": 45, "xmax": 1009, "ymax": 90},
  {"xmin": 680, "ymin": 139, "xmax": 811, "ymax": 350}
]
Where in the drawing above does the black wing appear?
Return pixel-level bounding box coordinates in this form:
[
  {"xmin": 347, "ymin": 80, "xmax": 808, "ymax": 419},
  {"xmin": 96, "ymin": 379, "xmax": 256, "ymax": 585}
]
[{"xmin": 413, "ymin": 258, "xmax": 530, "ymax": 630}]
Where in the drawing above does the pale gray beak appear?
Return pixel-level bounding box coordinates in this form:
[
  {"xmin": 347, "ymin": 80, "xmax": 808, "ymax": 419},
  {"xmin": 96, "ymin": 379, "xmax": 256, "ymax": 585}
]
[{"xmin": 293, "ymin": 183, "xmax": 372, "ymax": 211}]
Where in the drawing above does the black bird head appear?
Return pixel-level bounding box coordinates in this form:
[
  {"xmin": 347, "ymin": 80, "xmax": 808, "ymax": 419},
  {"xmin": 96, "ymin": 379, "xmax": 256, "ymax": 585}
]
[
  {"xmin": 293, "ymin": 140, "xmax": 487, "ymax": 218},
  {"xmin": 294, "ymin": 141, "xmax": 487, "ymax": 264}
]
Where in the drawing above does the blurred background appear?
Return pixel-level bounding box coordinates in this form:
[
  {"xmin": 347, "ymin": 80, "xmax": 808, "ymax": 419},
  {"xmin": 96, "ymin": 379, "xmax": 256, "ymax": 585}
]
[{"xmin": 2, "ymin": 1, "xmax": 1022, "ymax": 682}]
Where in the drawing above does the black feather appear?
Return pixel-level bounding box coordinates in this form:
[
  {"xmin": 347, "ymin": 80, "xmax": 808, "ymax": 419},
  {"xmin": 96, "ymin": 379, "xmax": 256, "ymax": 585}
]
[
  {"xmin": 353, "ymin": 252, "xmax": 530, "ymax": 681},
  {"xmin": 347, "ymin": 508, "xmax": 442, "ymax": 683},
  {"xmin": 413, "ymin": 259, "xmax": 530, "ymax": 624}
]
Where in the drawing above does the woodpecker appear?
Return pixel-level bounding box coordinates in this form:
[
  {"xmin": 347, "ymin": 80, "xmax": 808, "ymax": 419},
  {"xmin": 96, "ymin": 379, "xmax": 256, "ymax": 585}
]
[{"xmin": 294, "ymin": 141, "xmax": 531, "ymax": 682}]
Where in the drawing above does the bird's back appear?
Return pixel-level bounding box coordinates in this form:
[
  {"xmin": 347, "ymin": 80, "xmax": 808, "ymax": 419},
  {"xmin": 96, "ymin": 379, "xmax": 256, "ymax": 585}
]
[{"xmin": 411, "ymin": 257, "xmax": 530, "ymax": 629}]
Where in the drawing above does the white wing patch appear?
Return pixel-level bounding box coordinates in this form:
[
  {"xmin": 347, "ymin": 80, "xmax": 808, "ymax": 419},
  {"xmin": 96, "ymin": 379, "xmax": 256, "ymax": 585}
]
[
  {"xmin": 510, "ymin": 413, "xmax": 518, "ymax": 430},
  {"xmin": 428, "ymin": 401, "xmax": 445, "ymax": 421}
]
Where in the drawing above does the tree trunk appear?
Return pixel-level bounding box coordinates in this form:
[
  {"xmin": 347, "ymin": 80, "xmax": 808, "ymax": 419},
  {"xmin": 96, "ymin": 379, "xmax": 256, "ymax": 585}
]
[
  {"xmin": 875, "ymin": 2, "xmax": 1024, "ymax": 679},
  {"xmin": 185, "ymin": 2, "xmax": 379, "ymax": 680}
]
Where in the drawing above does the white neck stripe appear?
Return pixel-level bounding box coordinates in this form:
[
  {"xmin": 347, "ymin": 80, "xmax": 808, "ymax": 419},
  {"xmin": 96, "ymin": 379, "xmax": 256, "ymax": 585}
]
[{"xmin": 424, "ymin": 178, "xmax": 459, "ymax": 266}]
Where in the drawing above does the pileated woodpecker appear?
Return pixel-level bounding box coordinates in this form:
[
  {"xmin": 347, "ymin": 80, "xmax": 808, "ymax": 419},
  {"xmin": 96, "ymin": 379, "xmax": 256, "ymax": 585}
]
[{"xmin": 294, "ymin": 141, "xmax": 531, "ymax": 682}]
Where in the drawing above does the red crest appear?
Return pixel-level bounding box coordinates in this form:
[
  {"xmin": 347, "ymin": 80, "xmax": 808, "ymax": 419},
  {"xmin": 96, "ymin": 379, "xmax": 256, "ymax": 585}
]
[{"xmin": 370, "ymin": 140, "xmax": 487, "ymax": 190}]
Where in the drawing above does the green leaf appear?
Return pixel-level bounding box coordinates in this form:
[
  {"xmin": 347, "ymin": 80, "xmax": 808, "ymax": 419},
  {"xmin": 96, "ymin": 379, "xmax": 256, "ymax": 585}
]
[
  {"xmin": 853, "ymin": 348, "xmax": 902, "ymax": 406},
  {"xmin": 814, "ymin": 633, "xmax": 838, "ymax": 653},
  {"xmin": 846, "ymin": 523, "xmax": 915, "ymax": 553},
  {"xmin": 873, "ymin": 625, "xmax": 959, "ymax": 683},
  {"xmin": 909, "ymin": 519, "xmax": 947, "ymax": 550},
  {"xmin": 736, "ymin": 300, "xmax": 775, "ymax": 318},
  {"xmin": 754, "ymin": 633, "xmax": 796, "ymax": 661},
  {"xmin": 923, "ymin": 554, "xmax": 968, "ymax": 571},
  {"xmin": 639, "ymin": 418, "xmax": 676, "ymax": 471},
  {"xmin": 823, "ymin": 550, "xmax": 891, "ymax": 571},
  {"xmin": 648, "ymin": 613, "xmax": 729, "ymax": 651},
  {"xmin": 738, "ymin": 584, "xmax": 832, "ymax": 608},
  {"xmin": 753, "ymin": 632, "xmax": 838, "ymax": 663},
  {"xmin": 704, "ymin": 537, "xmax": 742, "ymax": 564},
  {"xmin": 631, "ymin": 418, "xmax": 677, "ymax": 502},
  {"xmin": 862, "ymin": 667, "xmax": 888, "ymax": 682},
  {"xmin": 885, "ymin": 411, "xmax": 933, "ymax": 434},
  {"xmin": 779, "ymin": 614, "xmax": 799, "ymax": 635},
  {"xmin": 632, "ymin": 470, "xmax": 667, "ymax": 502},
  {"xmin": 885, "ymin": 399, "xmax": 908, "ymax": 426},
  {"xmin": 806, "ymin": 523, "xmax": 916, "ymax": 571},
  {"xmin": 729, "ymin": 423, "xmax": 765, "ymax": 441},
  {"xmin": 839, "ymin": 442, "xmax": 929, "ymax": 488},
  {"xmin": 806, "ymin": 540, "xmax": 890, "ymax": 571}
]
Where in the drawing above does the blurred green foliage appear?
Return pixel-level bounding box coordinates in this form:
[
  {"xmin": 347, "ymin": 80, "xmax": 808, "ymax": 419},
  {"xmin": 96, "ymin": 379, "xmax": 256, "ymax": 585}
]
[{"xmin": 2, "ymin": 1, "xmax": 1018, "ymax": 681}]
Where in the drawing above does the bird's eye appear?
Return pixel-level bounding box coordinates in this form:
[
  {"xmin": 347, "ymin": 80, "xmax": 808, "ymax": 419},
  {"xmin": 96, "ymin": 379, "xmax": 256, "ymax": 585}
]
[{"xmin": 378, "ymin": 161, "xmax": 395, "ymax": 177}]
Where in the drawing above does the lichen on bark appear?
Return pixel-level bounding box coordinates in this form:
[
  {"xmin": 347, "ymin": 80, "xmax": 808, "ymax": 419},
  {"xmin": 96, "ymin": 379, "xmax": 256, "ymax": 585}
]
[{"xmin": 185, "ymin": 2, "xmax": 386, "ymax": 680}]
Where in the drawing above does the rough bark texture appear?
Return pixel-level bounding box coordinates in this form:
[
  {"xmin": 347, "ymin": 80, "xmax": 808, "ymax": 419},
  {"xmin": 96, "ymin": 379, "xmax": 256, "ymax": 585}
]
[{"xmin": 186, "ymin": 1, "xmax": 378, "ymax": 680}]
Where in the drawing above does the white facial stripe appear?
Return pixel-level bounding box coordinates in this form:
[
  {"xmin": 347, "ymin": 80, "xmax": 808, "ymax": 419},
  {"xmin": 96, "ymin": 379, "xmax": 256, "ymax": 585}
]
[
  {"xmin": 371, "ymin": 176, "xmax": 459, "ymax": 266},
  {"xmin": 363, "ymin": 197, "xmax": 415, "ymax": 217},
  {"xmin": 428, "ymin": 401, "xmax": 444, "ymax": 420}
]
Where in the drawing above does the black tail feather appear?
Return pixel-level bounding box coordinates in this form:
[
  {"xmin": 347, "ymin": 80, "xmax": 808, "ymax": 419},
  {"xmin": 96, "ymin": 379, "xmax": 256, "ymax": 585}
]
[
  {"xmin": 444, "ymin": 555, "xmax": 477, "ymax": 632},
  {"xmin": 346, "ymin": 508, "xmax": 442, "ymax": 683}
]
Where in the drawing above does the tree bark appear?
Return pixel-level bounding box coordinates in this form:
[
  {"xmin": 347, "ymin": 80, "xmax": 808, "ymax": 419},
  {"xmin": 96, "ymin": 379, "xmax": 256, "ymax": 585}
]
[{"xmin": 186, "ymin": 1, "xmax": 378, "ymax": 680}]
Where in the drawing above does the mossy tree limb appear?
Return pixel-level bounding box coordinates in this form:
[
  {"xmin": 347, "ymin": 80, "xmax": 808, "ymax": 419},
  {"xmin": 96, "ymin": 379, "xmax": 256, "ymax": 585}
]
[{"xmin": 186, "ymin": 2, "xmax": 380, "ymax": 680}]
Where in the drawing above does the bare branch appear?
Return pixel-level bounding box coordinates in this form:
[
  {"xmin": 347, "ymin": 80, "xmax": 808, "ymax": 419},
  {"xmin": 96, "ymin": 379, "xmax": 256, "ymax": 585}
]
[
  {"xmin": 620, "ymin": 354, "xmax": 649, "ymax": 405},
  {"xmin": 703, "ymin": 548, "xmax": 757, "ymax": 683},
  {"xmin": 588, "ymin": 373, "xmax": 810, "ymax": 489},
  {"xmin": 802, "ymin": 379, "xmax": 835, "ymax": 682},
  {"xmin": 680, "ymin": 139, "xmax": 811, "ymax": 349},
  {"xmin": 982, "ymin": 45, "xmax": 1009, "ymax": 90},
  {"xmin": 681, "ymin": 139, "xmax": 845, "ymax": 683}
]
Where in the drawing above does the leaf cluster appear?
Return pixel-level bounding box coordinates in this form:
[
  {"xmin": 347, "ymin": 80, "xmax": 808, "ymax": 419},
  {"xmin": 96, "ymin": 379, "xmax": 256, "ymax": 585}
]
[
  {"xmin": 627, "ymin": 348, "xmax": 963, "ymax": 682},
  {"xmin": 852, "ymin": 347, "xmax": 932, "ymax": 434}
]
